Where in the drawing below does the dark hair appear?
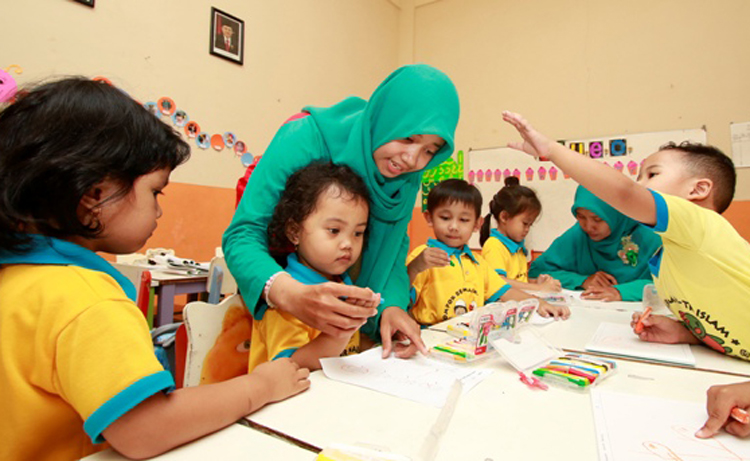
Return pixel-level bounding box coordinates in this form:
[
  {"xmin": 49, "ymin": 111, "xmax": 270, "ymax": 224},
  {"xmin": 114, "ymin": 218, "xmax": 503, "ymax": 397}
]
[
  {"xmin": 479, "ymin": 178, "xmax": 541, "ymax": 246},
  {"xmin": 659, "ymin": 141, "xmax": 736, "ymax": 213},
  {"xmin": 0, "ymin": 77, "xmax": 191, "ymax": 253},
  {"xmin": 267, "ymin": 162, "xmax": 370, "ymax": 259},
  {"xmin": 426, "ymin": 179, "xmax": 482, "ymax": 219}
]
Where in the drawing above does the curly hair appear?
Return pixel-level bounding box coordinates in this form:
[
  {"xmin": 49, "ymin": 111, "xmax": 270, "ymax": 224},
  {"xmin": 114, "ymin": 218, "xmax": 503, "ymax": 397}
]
[
  {"xmin": 0, "ymin": 77, "xmax": 191, "ymax": 253},
  {"xmin": 267, "ymin": 162, "xmax": 370, "ymax": 258}
]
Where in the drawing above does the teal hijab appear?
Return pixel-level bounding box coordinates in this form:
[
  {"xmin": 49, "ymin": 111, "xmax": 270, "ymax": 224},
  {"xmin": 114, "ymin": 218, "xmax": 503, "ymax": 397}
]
[{"xmin": 529, "ymin": 186, "xmax": 661, "ymax": 301}]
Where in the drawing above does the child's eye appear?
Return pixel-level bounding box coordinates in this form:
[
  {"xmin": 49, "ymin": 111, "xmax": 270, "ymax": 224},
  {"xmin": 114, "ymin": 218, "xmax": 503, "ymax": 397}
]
[
  {"xmin": 460, "ymin": 218, "xmax": 470, "ymax": 223},
  {"xmin": 328, "ymin": 228, "xmax": 340, "ymax": 235},
  {"xmin": 355, "ymin": 231, "xmax": 365, "ymax": 238}
]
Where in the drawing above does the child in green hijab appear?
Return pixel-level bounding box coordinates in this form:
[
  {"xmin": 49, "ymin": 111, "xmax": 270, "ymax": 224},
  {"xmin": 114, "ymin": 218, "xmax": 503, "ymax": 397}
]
[
  {"xmin": 223, "ymin": 64, "xmax": 460, "ymax": 359},
  {"xmin": 529, "ymin": 185, "xmax": 661, "ymax": 301}
]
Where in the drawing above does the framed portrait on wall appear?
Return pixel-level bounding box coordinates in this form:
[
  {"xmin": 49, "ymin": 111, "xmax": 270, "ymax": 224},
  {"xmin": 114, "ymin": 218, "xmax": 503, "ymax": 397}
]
[{"xmin": 210, "ymin": 7, "xmax": 244, "ymax": 65}]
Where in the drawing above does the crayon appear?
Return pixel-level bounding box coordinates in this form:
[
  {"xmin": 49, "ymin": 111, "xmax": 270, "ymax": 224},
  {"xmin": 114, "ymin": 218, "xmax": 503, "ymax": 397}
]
[
  {"xmin": 532, "ymin": 368, "xmax": 590, "ymax": 387},
  {"xmin": 635, "ymin": 306, "xmax": 653, "ymax": 334},
  {"xmin": 731, "ymin": 407, "xmax": 749, "ymax": 425}
]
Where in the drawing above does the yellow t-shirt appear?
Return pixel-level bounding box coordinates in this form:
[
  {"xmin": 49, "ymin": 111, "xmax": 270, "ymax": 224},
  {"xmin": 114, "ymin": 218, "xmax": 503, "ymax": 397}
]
[
  {"xmin": 648, "ymin": 191, "xmax": 750, "ymax": 360},
  {"xmin": 0, "ymin": 265, "xmax": 173, "ymax": 461},
  {"xmin": 407, "ymin": 242, "xmax": 510, "ymax": 326},
  {"xmin": 481, "ymin": 231, "xmax": 529, "ymax": 282}
]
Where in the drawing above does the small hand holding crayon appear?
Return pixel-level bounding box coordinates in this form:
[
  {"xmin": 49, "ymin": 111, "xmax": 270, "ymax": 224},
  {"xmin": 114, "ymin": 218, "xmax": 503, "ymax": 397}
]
[
  {"xmin": 502, "ymin": 111, "xmax": 555, "ymax": 159},
  {"xmin": 418, "ymin": 247, "xmax": 452, "ymax": 270},
  {"xmin": 696, "ymin": 381, "xmax": 750, "ymax": 439},
  {"xmin": 629, "ymin": 312, "xmax": 701, "ymax": 345}
]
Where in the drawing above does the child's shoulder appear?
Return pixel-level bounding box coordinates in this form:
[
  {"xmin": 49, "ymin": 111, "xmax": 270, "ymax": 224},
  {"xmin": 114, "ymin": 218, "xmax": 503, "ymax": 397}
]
[{"xmin": 406, "ymin": 244, "xmax": 429, "ymax": 261}]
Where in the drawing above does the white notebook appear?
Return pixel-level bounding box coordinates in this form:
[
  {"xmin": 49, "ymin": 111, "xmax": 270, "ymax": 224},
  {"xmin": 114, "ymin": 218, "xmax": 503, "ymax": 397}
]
[{"xmin": 585, "ymin": 322, "xmax": 695, "ymax": 366}]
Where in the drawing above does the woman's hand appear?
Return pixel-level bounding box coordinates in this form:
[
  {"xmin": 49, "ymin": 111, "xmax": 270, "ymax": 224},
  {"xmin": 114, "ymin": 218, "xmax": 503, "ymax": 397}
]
[
  {"xmin": 269, "ymin": 274, "xmax": 378, "ymax": 338},
  {"xmin": 696, "ymin": 382, "xmax": 750, "ymax": 439},
  {"xmin": 502, "ymin": 111, "xmax": 555, "ymax": 159},
  {"xmin": 582, "ymin": 271, "xmax": 618, "ymax": 289},
  {"xmin": 581, "ymin": 286, "xmax": 622, "ymax": 302},
  {"xmin": 629, "ymin": 313, "xmax": 700, "ymax": 345},
  {"xmin": 379, "ymin": 306, "xmax": 427, "ymax": 359}
]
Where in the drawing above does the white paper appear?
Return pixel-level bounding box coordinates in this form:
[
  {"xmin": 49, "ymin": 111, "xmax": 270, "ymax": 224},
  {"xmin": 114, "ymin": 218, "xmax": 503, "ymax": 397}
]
[
  {"xmin": 320, "ymin": 347, "xmax": 492, "ymax": 407},
  {"xmin": 490, "ymin": 327, "xmax": 559, "ymax": 371},
  {"xmin": 586, "ymin": 322, "xmax": 695, "ymax": 366},
  {"xmin": 591, "ymin": 389, "xmax": 750, "ymax": 461},
  {"xmin": 731, "ymin": 121, "xmax": 750, "ymax": 167}
]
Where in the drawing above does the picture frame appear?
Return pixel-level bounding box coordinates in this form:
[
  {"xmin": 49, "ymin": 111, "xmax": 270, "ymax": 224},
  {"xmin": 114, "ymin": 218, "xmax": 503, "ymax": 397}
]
[
  {"xmin": 73, "ymin": 0, "xmax": 95, "ymax": 7},
  {"xmin": 210, "ymin": 7, "xmax": 244, "ymax": 65}
]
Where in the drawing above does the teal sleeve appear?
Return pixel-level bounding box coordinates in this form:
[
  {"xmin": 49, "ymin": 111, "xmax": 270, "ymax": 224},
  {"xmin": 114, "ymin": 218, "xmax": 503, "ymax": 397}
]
[
  {"xmin": 531, "ymin": 268, "xmax": 588, "ymax": 290},
  {"xmin": 614, "ymin": 278, "xmax": 652, "ymax": 302},
  {"xmin": 361, "ymin": 233, "xmax": 411, "ymax": 342},
  {"xmin": 222, "ymin": 119, "xmax": 327, "ymax": 319}
]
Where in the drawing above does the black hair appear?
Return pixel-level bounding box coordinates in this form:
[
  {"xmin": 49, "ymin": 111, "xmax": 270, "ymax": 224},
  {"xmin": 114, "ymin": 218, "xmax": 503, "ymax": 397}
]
[
  {"xmin": 659, "ymin": 141, "xmax": 736, "ymax": 213},
  {"xmin": 0, "ymin": 77, "xmax": 191, "ymax": 253},
  {"xmin": 267, "ymin": 162, "xmax": 371, "ymax": 260},
  {"xmin": 479, "ymin": 176, "xmax": 542, "ymax": 246},
  {"xmin": 426, "ymin": 179, "xmax": 483, "ymax": 219}
]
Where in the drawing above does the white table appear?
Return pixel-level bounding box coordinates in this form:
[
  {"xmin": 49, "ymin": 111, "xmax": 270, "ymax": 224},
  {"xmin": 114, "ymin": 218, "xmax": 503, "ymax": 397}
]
[{"xmin": 82, "ymin": 423, "xmax": 315, "ymax": 460}]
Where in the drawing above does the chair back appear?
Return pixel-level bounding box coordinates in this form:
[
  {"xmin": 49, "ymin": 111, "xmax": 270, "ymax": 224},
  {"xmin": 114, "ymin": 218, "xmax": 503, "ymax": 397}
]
[
  {"xmin": 205, "ymin": 256, "xmax": 237, "ymax": 303},
  {"xmin": 113, "ymin": 263, "xmax": 153, "ymax": 324}
]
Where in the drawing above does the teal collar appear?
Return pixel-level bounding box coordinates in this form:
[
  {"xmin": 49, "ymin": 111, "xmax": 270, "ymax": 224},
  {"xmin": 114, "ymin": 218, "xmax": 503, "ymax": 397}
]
[
  {"xmin": 490, "ymin": 229, "xmax": 526, "ymax": 255},
  {"xmin": 285, "ymin": 253, "xmax": 353, "ymax": 285},
  {"xmin": 427, "ymin": 238, "xmax": 478, "ymax": 265},
  {"xmin": 0, "ymin": 235, "xmax": 136, "ymax": 302}
]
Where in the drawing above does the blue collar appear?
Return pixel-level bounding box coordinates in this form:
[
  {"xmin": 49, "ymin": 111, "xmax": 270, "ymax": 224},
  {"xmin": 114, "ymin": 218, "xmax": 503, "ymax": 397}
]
[
  {"xmin": 427, "ymin": 238, "xmax": 478, "ymax": 265},
  {"xmin": 0, "ymin": 235, "xmax": 136, "ymax": 302},
  {"xmin": 490, "ymin": 229, "xmax": 527, "ymax": 255},
  {"xmin": 285, "ymin": 253, "xmax": 353, "ymax": 285}
]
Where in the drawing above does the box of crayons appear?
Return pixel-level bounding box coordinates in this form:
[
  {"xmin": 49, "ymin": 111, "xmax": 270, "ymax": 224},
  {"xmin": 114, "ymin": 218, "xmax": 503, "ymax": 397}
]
[{"xmin": 531, "ymin": 353, "xmax": 617, "ymax": 390}]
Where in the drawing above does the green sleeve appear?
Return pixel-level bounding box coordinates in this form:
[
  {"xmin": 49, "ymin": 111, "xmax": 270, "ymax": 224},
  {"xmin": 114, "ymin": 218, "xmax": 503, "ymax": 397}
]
[
  {"xmin": 529, "ymin": 227, "xmax": 590, "ymax": 290},
  {"xmin": 222, "ymin": 118, "xmax": 327, "ymax": 319},
  {"xmin": 614, "ymin": 276, "xmax": 652, "ymax": 301}
]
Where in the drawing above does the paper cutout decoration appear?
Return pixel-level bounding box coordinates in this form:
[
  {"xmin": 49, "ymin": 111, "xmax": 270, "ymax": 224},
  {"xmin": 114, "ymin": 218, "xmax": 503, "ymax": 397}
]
[
  {"xmin": 538, "ymin": 166, "xmax": 547, "ymax": 180},
  {"xmin": 610, "ymin": 139, "xmax": 627, "ymax": 156},
  {"xmin": 157, "ymin": 97, "xmax": 175, "ymax": 116},
  {"xmin": 525, "ymin": 167, "xmax": 534, "ymax": 181},
  {"xmin": 420, "ymin": 150, "xmax": 464, "ymax": 211},
  {"xmin": 196, "ymin": 132, "xmax": 210, "ymax": 149},
  {"xmin": 0, "ymin": 65, "xmax": 22, "ymax": 103},
  {"xmin": 234, "ymin": 141, "xmax": 247, "ymax": 155},
  {"xmin": 627, "ymin": 161, "xmax": 638, "ymax": 176},
  {"xmin": 211, "ymin": 134, "xmax": 225, "ymax": 151},
  {"xmin": 570, "ymin": 142, "xmax": 585, "ymax": 155},
  {"xmin": 223, "ymin": 132, "xmax": 236, "ymax": 148},
  {"xmin": 503, "ymin": 168, "xmax": 511, "ymax": 179},
  {"xmin": 144, "ymin": 102, "xmax": 162, "ymax": 118},
  {"xmin": 513, "ymin": 168, "xmax": 521, "ymax": 178},
  {"xmin": 494, "ymin": 169, "xmax": 502, "ymax": 182},
  {"xmin": 468, "ymin": 170, "xmax": 475, "ymax": 184},
  {"xmin": 549, "ymin": 166, "xmax": 558, "ymax": 180},
  {"xmin": 614, "ymin": 161, "xmax": 624, "ymax": 173},
  {"xmin": 93, "ymin": 76, "xmax": 112, "ymax": 86},
  {"xmin": 184, "ymin": 121, "xmax": 200, "ymax": 138},
  {"xmin": 477, "ymin": 169, "xmax": 484, "ymax": 182},
  {"xmin": 241, "ymin": 153, "xmax": 254, "ymax": 167},
  {"xmin": 589, "ymin": 141, "xmax": 604, "ymax": 159},
  {"xmin": 172, "ymin": 110, "xmax": 188, "ymax": 127}
]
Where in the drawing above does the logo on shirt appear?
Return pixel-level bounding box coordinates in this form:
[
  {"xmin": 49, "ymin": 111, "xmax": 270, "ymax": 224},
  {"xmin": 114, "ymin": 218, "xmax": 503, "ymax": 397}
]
[{"xmin": 442, "ymin": 287, "xmax": 478, "ymax": 321}]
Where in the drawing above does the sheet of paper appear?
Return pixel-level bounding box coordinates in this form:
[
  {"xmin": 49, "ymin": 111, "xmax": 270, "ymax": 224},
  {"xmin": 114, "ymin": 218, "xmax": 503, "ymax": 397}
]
[
  {"xmin": 490, "ymin": 327, "xmax": 559, "ymax": 371},
  {"xmin": 585, "ymin": 322, "xmax": 695, "ymax": 366},
  {"xmin": 320, "ymin": 347, "xmax": 492, "ymax": 407},
  {"xmin": 591, "ymin": 389, "xmax": 750, "ymax": 461}
]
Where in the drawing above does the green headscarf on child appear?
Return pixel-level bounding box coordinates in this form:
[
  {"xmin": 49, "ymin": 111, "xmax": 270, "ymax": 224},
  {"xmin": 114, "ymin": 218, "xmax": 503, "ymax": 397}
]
[
  {"xmin": 529, "ymin": 186, "xmax": 661, "ymax": 301},
  {"xmin": 223, "ymin": 64, "xmax": 460, "ymax": 339}
]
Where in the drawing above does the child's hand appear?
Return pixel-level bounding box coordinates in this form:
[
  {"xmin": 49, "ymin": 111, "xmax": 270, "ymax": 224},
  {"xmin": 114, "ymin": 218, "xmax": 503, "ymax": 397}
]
[
  {"xmin": 502, "ymin": 111, "xmax": 554, "ymax": 159},
  {"xmin": 630, "ymin": 313, "xmax": 700, "ymax": 345},
  {"xmin": 251, "ymin": 358, "xmax": 311, "ymax": 403},
  {"xmin": 537, "ymin": 300, "xmax": 570, "ymax": 320},
  {"xmin": 581, "ymin": 286, "xmax": 621, "ymax": 302},
  {"xmin": 582, "ymin": 271, "xmax": 618, "ymax": 289},
  {"xmin": 535, "ymin": 274, "xmax": 562, "ymax": 292},
  {"xmin": 343, "ymin": 288, "xmax": 381, "ymax": 309},
  {"xmin": 696, "ymin": 382, "xmax": 750, "ymax": 439},
  {"xmin": 417, "ymin": 247, "xmax": 450, "ymax": 271}
]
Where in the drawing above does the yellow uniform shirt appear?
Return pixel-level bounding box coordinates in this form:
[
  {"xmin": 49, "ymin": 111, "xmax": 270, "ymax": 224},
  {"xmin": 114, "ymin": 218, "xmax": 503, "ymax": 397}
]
[
  {"xmin": 481, "ymin": 229, "xmax": 529, "ymax": 282},
  {"xmin": 407, "ymin": 240, "xmax": 510, "ymax": 326},
  {"xmin": 648, "ymin": 191, "xmax": 750, "ymax": 360},
  {"xmin": 248, "ymin": 254, "xmax": 360, "ymax": 372},
  {"xmin": 0, "ymin": 265, "xmax": 172, "ymax": 461}
]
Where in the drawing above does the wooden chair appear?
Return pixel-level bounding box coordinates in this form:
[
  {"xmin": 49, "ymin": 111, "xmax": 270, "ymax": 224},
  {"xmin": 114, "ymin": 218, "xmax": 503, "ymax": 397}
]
[
  {"xmin": 205, "ymin": 256, "xmax": 237, "ymax": 304},
  {"xmin": 177, "ymin": 294, "xmax": 253, "ymax": 388},
  {"xmin": 113, "ymin": 263, "xmax": 155, "ymax": 327}
]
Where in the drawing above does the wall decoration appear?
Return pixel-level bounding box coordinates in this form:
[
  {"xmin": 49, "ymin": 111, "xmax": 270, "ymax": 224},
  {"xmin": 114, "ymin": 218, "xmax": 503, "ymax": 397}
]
[
  {"xmin": 210, "ymin": 7, "xmax": 244, "ymax": 65},
  {"xmin": 613, "ymin": 161, "xmax": 624, "ymax": 173},
  {"xmin": 157, "ymin": 97, "xmax": 175, "ymax": 116},
  {"xmin": 210, "ymin": 134, "xmax": 225, "ymax": 151},
  {"xmin": 538, "ymin": 166, "xmax": 547, "ymax": 180},
  {"xmin": 196, "ymin": 132, "xmax": 210, "ymax": 149},
  {"xmin": 143, "ymin": 102, "xmax": 161, "ymax": 118},
  {"xmin": 223, "ymin": 132, "xmax": 236, "ymax": 148},
  {"xmin": 477, "ymin": 169, "xmax": 484, "ymax": 182},
  {"xmin": 503, "ymin": 168, "xmax": 511, "ymax": 179},
  {"xmin": 184, "ymin": 121, "xmax": 200, "ymax": 138},
  {"xmin": 234, "ymin": 141, "xmax": 247, "ymax": 155},
  {"xmin": 493, "ymin": 169, "xmax": 501, "ymax": 182},
  {"xmin": 420, "ymin": 150, "xmax": 464, "ymax": 212},
  {"xmin": 172, "ymin": 109, "xmax": 188, "ymax": 127},
  {"xmin": 240, "ymin": 153, "xmax": 254, "ymax": 167},
  {"xmin": 627, "ymin": 161, "xmax": 639, "ymax": 176},
  {"xmin": 468, "ymin": 170, "xmax": 475, "ymax": 184},
  {"xmin": 525, "ymin": 167, "xmax": 534, "ymax": 181},
  {"xmin": 0, "ymin": 65, "xmax": 22, "ymax": 103}
]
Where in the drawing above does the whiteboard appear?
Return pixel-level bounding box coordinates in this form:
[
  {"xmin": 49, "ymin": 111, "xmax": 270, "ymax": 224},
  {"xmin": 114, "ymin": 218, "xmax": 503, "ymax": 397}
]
[{"xmin": 466, "ymin": 128, "xmax": 707, "ymax": 250}]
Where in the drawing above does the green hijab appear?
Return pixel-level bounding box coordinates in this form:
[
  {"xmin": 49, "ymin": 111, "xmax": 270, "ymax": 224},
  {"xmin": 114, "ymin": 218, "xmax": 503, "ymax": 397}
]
[{"xmin": 529, "ymin": 186, "xmax": 661, "ymax": 301}]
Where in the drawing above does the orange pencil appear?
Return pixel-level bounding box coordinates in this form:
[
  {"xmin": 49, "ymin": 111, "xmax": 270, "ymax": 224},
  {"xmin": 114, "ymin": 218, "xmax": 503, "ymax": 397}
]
[
  {"xmin": 731, "ymin": 407, "xmax": 749, "ymax": 424},
  {"xmin": 635, "ymin": 306, "xmax": 653, "ymax": 334}
]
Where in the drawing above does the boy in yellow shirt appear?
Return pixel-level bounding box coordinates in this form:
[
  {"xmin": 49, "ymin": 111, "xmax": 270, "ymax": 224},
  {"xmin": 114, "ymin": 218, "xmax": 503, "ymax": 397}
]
[
  {"xmin": 503, "ymin": 111, "xmax": 750, "ymax": 361},
  {"xmin": 407, "ymin": 179, "xmax": 569, "ymax": 326}
]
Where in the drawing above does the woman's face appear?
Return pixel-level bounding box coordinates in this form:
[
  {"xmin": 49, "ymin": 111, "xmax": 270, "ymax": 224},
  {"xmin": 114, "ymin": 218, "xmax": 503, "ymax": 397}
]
[
  {"xmin": 575, "ymin": 208, "xmax": 612, "ymax": 242},
  {"xmin": 372, "ymin": 134, "xmax": 445, "ymax": 178}
]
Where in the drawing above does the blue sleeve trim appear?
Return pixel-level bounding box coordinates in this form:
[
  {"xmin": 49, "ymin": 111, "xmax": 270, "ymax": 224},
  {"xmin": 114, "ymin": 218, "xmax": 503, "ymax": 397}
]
[
  {"xmin": 84, "ymin": 370, "xmax": 174, "ymax": 444},
  {"xmin": 494, "ymin": 268, "xmax": 507, "ymax": 277},
  {"xmin": 488, "ymin": 284, "xmax": 511, "ymax": 303},
  {"xmin": 273, "ymin": 348, "xmax": 297, "ymax": 360},
  {"xmin": 646, "ymin": 190, "xmax": 669, "ymax": 233}
]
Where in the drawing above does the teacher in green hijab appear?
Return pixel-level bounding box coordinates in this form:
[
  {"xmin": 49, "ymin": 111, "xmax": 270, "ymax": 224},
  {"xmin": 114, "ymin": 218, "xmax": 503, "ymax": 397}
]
[{"xmin": 223, "ymin": 64, "xmax": 460, "ymax": 358}]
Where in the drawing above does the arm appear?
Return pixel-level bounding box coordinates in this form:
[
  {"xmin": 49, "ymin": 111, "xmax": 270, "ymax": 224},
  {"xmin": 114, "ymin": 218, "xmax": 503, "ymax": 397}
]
[
  {"xmin": 291, "ymin": 332, "xmax": 354, "ymax": 371},
  {"xmin": 504, "ymin": 276, "xmax": 561, "ymax": 293},
  {"xmin": 500, "ymin": 286, "xmax": 570, "ymax": 319},
  {"xmin": 502, "ymin": 111, "xmax": 657, "ymax": 225},
  {"xmin": 406, "ymin": 246, "xmax": 449, "ymax": 283},
  {"xmin": 103, "ymin": 359, "xmax": 309, "ymax": 459}
]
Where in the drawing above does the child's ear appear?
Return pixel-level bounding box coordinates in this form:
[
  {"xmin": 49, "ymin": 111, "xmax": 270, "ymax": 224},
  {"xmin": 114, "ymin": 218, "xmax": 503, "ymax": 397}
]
[
  {"xmin": 285, "ymin": 221, "xmax": 300, "ymax": 245},
  {"xmin": 423, "ymin": 211, "xmax": 434, "ymax": 228},
  {"xmin": 79, "ymin": 183, "xmax": 105, "ymax": 210},
  {"xmin": 498, "ymin": 210, "xmax": 509, "ymax": 223},
  {"xmin": 474, "ymin": 215, "xmax": 484, "ymax": 233},
  {"xmin": 688, "ymin": 178, "xmax": 713, "ymax": 202}
]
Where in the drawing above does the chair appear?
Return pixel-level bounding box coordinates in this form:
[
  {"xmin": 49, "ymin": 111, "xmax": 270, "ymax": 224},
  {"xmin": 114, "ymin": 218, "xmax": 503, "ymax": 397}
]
[
  {"xmin": 113, "ymin": 263, "xmax": 155, "ymax": 327},
  {"xmin": 205, "ymin": 256, "xmax": 237, "ymax": 304},
  {"xmin": 179, "ymin": 294, "xmax": 253, "ymax": 388}
]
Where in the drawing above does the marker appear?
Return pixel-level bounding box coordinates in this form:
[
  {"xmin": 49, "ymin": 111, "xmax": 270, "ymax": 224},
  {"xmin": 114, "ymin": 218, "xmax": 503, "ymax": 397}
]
[
  {"xmin": 731, "ymin": 407, "xmax": 749, "ymax": 424},
  {"xmin": 635, "ymin": 306, "xmax": 653, "ymax": 334},
  {"xmin": 532, "ymin": 368, "xmax": 590, "ymax": 388},
  {"xmin": 546, "ymin": 364, "xmax": 598, "ymax": 382}
]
